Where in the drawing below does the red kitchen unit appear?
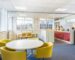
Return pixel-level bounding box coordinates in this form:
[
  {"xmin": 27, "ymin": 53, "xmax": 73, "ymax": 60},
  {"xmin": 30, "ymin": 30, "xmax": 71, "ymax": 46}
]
[
  {"xmin": 55, "ymin": 31, "xmax": 70, "ymax": 41},
  {"xmin": 63, "ymin": 33, "xmax": 70, "ymax": 41}
]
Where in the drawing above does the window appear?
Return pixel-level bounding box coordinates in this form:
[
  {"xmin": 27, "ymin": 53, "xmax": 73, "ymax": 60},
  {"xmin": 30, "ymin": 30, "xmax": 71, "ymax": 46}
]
[
  {"xmin": 40, "ymin": 20, "xmax": 47, "ymax": 29},
  {"xmin": 16, "ymin": 17, "xmax": 34, "ymax": 32},
  {"xmin": 40, "ymin": 18, "xmax": 54, "ymax": 29},
  {"xmin": 47, "ymin": 20, "xmax": 53, "ymax": 29}
]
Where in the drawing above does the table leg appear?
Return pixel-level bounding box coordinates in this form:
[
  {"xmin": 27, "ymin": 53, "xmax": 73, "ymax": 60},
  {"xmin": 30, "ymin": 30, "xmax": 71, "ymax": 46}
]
[
  {"xmin": 26, "ymin": 49, "xmax": 35, "ymax": 60},
  {"xmin": 25, "ymin": 50, "xmax": 28, "ymax": 60},
  {"xmin": 26, "ymin": 49, "xmax": 32, "ymax": 60}
]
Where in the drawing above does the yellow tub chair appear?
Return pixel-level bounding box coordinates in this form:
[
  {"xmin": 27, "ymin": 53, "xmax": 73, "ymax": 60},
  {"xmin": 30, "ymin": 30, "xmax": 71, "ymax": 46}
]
[
  {"xmin": 35, "ymin": 42, "xmax": 53, "ymax": 59},
  {"xmin": 26, "ymin": 32, "xmax": 33, "ymax": 38},
  {"xmin": 22, "ymin": 33, "xmax": 26, "ymax": 38},
  {"xmin": 0, "ymin": 47, "xmax": 27, "ymax": 60},
  {"xmin": 0, "ymin": 39, "xmax": 11, "ymax": 47},
  {"xmin": 17, "ymin": 33, "xmax": 22, "ymax": 39}
]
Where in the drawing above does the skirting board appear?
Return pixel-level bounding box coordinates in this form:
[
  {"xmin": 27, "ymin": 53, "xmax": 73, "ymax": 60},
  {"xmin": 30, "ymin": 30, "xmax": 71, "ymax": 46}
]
[{"xmin": 55, "ymin": 38, "xmax": 71, "ymax": 44}]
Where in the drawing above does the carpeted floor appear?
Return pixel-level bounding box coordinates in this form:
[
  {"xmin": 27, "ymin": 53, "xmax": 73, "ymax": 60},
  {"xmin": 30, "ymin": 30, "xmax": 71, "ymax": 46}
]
[
  {"xmin": 51, "ymin": 40, "xmax": 75, "ymax": 60},
  {"xmin": 28, "ymin": 40, "xmax": 75, "ymax": 60}
]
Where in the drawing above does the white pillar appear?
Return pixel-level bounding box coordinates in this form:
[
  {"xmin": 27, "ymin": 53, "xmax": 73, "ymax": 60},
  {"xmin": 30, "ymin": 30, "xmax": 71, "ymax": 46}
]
[
  {"xmin": 0, "ymin": 8, "xmax": 8, "ymax": 31},
  {"xmin": 34, "ymin": 17, "xmax": 40, "ymax": 34},
  {"xmin": 70, "ymin": 30, "xmax": 74, "ymax": 44},
  {"xmin": 0, "ymin": 8, "xmax": 8, "ymax": 39}
]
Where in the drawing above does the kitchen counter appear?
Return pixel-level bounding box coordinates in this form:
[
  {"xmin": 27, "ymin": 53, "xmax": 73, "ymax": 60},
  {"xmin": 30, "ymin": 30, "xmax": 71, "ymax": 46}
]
[
  {"xmin": 54, "ymin": 30, "xmax": 70, "ymax": 33},
  {"xmin": 54, "ymin": 31, "xmax": 70, "ymax": 41}
]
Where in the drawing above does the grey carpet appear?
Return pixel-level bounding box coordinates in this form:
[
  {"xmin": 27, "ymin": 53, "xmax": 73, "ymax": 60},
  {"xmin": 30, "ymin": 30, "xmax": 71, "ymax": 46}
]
[{"xmin": 52, "ymin": 41, "xmax": 75, "ymax": 60}]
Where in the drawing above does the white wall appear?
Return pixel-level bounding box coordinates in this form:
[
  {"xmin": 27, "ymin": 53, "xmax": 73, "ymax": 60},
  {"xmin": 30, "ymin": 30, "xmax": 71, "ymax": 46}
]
[
  {"xmin": 60, "ymin": 15, "xmax": 75, "ymax": 31},
  {"xmin": 39, "ymin": 19, "xmax": 54, "ymax": 42},
  {"xmin": 47, "ymin": 30, "xmax": 54, "ymax": 42}
]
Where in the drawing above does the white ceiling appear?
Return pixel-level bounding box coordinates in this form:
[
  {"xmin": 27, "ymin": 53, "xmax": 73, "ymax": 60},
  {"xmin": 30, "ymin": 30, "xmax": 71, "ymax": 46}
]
[
  {"xmin": 0, "ymin": 0, "xmax": 75, "ymax": 18},
  {"xmin": 0, "ymin": 0, "xmax": 75, "ymax": 13}
]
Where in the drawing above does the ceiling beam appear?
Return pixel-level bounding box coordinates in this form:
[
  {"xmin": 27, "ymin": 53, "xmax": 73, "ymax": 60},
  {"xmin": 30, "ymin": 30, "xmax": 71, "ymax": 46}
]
[{"xmin": 8, "ymin": 11, "xmax": 75, "ymax": 15}]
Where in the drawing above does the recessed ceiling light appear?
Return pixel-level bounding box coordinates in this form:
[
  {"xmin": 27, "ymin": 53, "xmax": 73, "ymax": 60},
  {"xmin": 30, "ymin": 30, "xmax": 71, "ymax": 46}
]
[
  {"xmin": 55, "ymin": 8, "xmax": 67, "ymax": 12},
  {"xmin": 15, "ymin": 6, "xmax": 27, "ymax": 11}
]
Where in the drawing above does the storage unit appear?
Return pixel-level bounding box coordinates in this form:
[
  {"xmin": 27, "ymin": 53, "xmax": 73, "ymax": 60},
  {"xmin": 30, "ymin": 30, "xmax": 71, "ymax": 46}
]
[{"xmin": 54, "ymin": 31, "xmax": 70, "ymax": 42}]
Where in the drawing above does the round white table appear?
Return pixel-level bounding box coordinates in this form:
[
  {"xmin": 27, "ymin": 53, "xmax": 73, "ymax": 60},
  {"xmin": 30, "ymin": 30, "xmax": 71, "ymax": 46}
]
[
  {"xmin": 6, "ymin": 39, "xmax": 44, "ymax": 60},
  {"xmin": 6, "ymin": 39, "xmax": 43, "ymax": 50}
]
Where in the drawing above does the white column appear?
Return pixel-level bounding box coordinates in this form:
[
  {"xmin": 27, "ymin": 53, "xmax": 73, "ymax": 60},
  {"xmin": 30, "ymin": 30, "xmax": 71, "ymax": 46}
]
[
  {"xmin": 34, "ymin": 17, "xmax": 40, "ymax": 34},
  {"xmin": 70, "ymin": 30, "xmax": 74, "ymax": 44},
  {"xmin": 0, "ymin": 8, "xmax": 8, "ymax": 39},
  {"xmin": 12, "ymin": 17, "xmax": 17, "ymax": 33},
  {"xmin": 0, "ymin": 8, "xmax": 8, "ymax": 31}
]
